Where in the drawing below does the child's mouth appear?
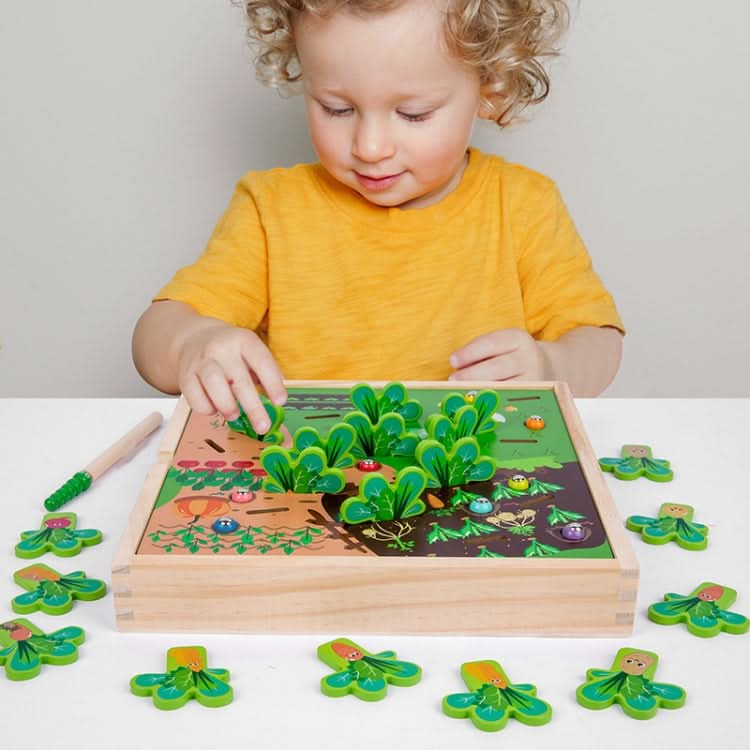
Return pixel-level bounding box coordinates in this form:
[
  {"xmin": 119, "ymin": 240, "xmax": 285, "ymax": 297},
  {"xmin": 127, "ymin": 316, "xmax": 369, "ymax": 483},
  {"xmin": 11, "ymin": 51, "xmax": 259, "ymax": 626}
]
[{"xmin": 355, "ymin": 171, "xmax": 404, "ymax": 192}]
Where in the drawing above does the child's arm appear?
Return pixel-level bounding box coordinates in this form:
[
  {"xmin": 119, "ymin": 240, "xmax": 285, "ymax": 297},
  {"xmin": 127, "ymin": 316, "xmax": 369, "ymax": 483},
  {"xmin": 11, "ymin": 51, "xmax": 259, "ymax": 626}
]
[
  {"xmin": 132, "ymin": 300, "xmax": 286, "ymax": 433},
  {"xmin": 449, "ymin": 326, "xmax": 622, "ymax": 397}
]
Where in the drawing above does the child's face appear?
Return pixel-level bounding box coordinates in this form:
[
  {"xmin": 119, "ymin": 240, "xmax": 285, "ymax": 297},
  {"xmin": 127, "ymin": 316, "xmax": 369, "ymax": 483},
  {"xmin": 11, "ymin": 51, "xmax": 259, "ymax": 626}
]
[{"xmin": 295, "ymin": 0, "xmax": 482, "ymax": 209}]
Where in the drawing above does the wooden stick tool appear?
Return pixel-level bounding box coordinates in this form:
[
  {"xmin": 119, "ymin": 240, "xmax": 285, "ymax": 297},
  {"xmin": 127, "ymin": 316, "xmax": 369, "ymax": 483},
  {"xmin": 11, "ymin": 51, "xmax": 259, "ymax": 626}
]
[{"xmin": 43, "ymin": 412, "xmax": 163, "ymax": 511}]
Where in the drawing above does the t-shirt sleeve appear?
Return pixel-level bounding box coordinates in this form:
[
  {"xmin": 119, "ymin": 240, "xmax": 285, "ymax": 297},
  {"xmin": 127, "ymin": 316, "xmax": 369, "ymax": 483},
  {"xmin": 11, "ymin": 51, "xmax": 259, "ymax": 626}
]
[
  {"xmin": 517, "ymin": 179, "xmax": 624, "ymax": 341},
  {"xmin": 154, "ymin": 177, "xmax": 268, "ymax": 330}
]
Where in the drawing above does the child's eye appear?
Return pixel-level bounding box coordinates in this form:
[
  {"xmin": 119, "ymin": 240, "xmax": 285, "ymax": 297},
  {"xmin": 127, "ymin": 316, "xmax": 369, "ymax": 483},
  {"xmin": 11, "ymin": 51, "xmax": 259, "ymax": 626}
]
[
  {"xmin": 321, "ymin": 104, "xmax": 353, "ymax": 117},
  {"xmin": 398, "ymin": 111, "xmax": 432, "ymax": 122}
]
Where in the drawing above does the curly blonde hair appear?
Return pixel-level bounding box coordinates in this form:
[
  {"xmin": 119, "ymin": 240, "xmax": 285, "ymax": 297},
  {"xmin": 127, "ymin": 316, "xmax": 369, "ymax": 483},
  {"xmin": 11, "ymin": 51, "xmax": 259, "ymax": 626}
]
[{"xmin": 242, "ymin": 0, "xmax": 569, "ymax": 127}]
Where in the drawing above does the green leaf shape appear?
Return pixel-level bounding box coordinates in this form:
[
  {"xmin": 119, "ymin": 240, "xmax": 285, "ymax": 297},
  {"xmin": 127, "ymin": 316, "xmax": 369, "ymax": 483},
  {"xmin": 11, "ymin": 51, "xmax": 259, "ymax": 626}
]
[
  {"xmin": 416, "ymin": 437, "xmax": 496, "ymax": 488},
  {"xmin": 0, "ymin": 620, "xmax": 85, "ymax": 681},
  {"xmin": 523, "ymin": 540, "xmax": 560, "ymax": 557},
  {"xmin": 130, "ymin": 663, "xmax": 233, "ymax": 710},
  {"xmin": 350, "ymin": 383, "xmax": 381, "ymax": 424},
  {"xmin": 291, "ymin": 424, "xmax": 357, "ymax": 469},
  {"xmin": 349, "ymin": 382, "xmax": 423, "ymax": 426},
  {"xmin": 260, "ymin": 446, "xmax": 345, "ymax": 494},
  {"xmin": 450, "ymin": 488, "xmax": 484, "ymax": 507},
  {"xmin": 227, "ymin": 398, "xmax": 285, "ymax": 444},
  {"xmin": 344, "ymin": 411, "xmax": 419, "ymax": 460},
  {"xmin": 527, "ymin": 478, "xmax": 564, "ymax": 496},
  {"xmin": 443, "ymin": 660, "xmax": 551, "ymax": 731},
  {"xmin": 647, "ymin": 585, "xmax": 749, "ymax": 637},
  {"xmin": 426, "ymin": 391, "xmax": 500, "ymax": 450},
  {"xmin": 340, "ymin": 467, "xmax": 427, "ymax": 524},
  {"xmin": 598, "ymin": 455, "xmax": 673, "ymax": 482},
  {"xmin": 577, "ymin": 668, "xmax": 686, "ymax": 719},
  {"xmin": 442, "ymin": 390, "xmax": 499, "ymax": 431},
  {"xmin": 457, "ymin": 517, "xmax": 497, "ymax": 538},
  {"xmin": 491, "ymin": 483, "xmax": 528, "ymax": 501},
  {"xmin": 427, "ymin": 523, "xmax": 465, "ymax": 543},
  {"xmin": 15, "ymin": 514, "xmax": 103, "ymax": 559},
  {"xmin": 12, "ymin": 568, "xmax": 107, "ymax": 616},
  {"xmin": 318, "ymin": 639, "xmax": 422, "ymax": 702},
  {"xmin": 477, "ymin": 547, "xmax": 505, "ymax": 558},
  {"xmin": 546, "ymin": 505, "xmax": 585, "ymax": 526},
  {"xmin": 626, "ymin": 510, "xmax": 708, "ymax": 550}
]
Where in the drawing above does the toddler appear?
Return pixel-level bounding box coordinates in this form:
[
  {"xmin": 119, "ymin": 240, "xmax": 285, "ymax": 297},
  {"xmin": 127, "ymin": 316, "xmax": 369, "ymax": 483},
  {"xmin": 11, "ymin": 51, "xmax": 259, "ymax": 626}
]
[{"xmin": 132, "ymin": 0, "xmax": 624, "ymax": 434}]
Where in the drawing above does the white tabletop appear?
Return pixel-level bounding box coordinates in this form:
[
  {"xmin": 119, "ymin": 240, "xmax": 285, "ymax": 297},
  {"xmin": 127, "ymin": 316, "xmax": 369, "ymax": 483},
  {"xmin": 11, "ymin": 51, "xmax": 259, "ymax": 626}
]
[{"xmin": 1, "ymin": 398, "xmax": 748, "ymax": 749}]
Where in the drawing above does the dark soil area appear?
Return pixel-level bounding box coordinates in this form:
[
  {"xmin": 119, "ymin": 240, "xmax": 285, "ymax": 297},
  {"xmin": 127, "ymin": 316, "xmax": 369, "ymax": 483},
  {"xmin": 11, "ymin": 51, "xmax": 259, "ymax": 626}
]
[{"xmin": 321, "ymin": 463, "xmax": 610, "ymax": 558}]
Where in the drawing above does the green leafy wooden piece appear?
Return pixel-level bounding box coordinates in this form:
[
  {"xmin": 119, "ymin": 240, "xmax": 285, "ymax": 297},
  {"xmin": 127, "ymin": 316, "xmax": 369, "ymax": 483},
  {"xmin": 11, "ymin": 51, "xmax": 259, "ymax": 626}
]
[
  {"xmin": 291, "ymin": 423, "xmax": 357, "ymax": 469},
  {"xmin": 626, "ymin": 503, "xmax": 708, "ymax": 550},
  {"xmin": 425, "ymin": 390, "xmax": 500, "ymax": 451},
  {"xmin": 15, "ymin": 513, "xmax": 102, "ymax": 558},
  {"xmin": 227, "ymin": 399, "xmax": 285, "ymax": 444},
  {"xmin": 576, "ymin": 647, "xmax": 686, "ymax": 719},
  {"xmin": 599, "ymin": 444, "xmax": 673, "ymax": 482},
  {"xmin": 443, "ymin": 659, "xmax": 552, "ymax": 732},
  {"xmin": 344, "ymin": 411, "xmax": 419, "ymax": 459},
  {"xmin": 12, "ymin": 563, "xmax": 107, "ymax": 616},
  {"xmin": 415, "ymin": 437, "xmax": 495, "ymax": 488},
  {"xmin": 130, "ymin": 646, "xmax": 233, "ymax": 710},
  {"xmin": 349, "ymin": 381, "xmax": 423, "ymax": 425},
  {"xmin": 648, "ymin": 582, "xmax": 749, "ymax": 637},
  {"xmin": 340, "ymin": 467, "xmax": 427, "ymax": 524},
  {"xmin": 261, "ymin": 446, "xmax": 346, "ymax": 494},
  {"xmin": 318, "ymin": 637, "xmax": 421, "ymax": 701},
  {"xmin": 0, "ymin": 618, "xmax": 85, "ymax": 681}
]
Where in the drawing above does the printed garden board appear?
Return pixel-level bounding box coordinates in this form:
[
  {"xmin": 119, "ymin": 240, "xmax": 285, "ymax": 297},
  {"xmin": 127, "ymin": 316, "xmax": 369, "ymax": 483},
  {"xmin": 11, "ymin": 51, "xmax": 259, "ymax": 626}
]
[{"xmin": 113, "ymin": 381, "xmax": 638, "ymax": 636}]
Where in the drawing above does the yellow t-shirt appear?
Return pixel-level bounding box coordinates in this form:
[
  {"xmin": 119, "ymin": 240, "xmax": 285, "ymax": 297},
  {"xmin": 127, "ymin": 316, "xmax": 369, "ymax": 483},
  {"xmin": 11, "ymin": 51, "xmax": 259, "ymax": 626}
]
[{"xmin": 156, "ymin": 148, "xmax": 623, "ymax": 380}]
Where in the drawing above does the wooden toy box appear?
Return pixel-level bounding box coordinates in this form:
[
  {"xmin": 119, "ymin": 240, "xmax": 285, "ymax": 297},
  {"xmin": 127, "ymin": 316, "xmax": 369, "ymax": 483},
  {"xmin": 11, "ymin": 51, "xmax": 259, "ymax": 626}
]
[{"xmin": 112, "ymin": 381, "xmax": 638, "ymax": 636}]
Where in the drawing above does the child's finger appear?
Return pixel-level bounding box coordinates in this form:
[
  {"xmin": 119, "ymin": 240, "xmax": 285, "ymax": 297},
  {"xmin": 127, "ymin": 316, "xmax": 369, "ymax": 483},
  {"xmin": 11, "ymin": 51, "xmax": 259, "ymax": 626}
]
[
  {"xmin": 227, "ymin": 379, "xmax": 269, "ymax": 435},
  {"xmin": 181, "ymin": 373, "xmax": 218, "ymax": 416},
  {"xmin": 195, "ymin": 360, "xmax": 240, "ymax": 420},
  {"xmin": 450, "ymin": 354, "xmax": 523, "ymax": 383},
  {"xmin": 242, "ymin": 342, "xmax": 287, "ymax": 407},
  {"xmin": 450, "ymin": 329, "xmax": 519, "ymax": 370}
]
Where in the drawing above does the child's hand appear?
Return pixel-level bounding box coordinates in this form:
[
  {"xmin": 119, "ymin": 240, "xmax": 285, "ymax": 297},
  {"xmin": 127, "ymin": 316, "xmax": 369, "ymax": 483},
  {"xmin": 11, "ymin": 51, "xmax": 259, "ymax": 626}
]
[
  {"xmin": 449, "ymin": 329, "xmax": 549, "ymax": 383},
  {"xmin": 177, "ymin": 322, "xmax": 287, "ymax": 434}
]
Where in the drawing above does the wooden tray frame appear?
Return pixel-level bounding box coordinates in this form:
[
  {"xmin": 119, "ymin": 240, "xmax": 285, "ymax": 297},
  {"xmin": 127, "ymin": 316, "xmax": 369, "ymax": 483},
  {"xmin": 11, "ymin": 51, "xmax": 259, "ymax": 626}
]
[{"xmin": 112, "ymin": 381, "xmax": 638, "ymax": 636}]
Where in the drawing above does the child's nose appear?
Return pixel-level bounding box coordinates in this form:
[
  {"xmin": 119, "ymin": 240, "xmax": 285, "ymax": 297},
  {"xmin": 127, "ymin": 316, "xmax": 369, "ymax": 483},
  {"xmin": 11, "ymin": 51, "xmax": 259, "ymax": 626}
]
[{"xmin": 352, "ymin": 115, "xmax": 396, "ymax": 163}]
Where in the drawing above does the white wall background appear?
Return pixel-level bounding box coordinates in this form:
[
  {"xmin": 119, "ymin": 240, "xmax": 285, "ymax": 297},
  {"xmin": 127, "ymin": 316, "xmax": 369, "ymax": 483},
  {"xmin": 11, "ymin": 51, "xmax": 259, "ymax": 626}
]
[{"xmin": 1, "ymin": 0, "xmax": 748, "ymax": 398}]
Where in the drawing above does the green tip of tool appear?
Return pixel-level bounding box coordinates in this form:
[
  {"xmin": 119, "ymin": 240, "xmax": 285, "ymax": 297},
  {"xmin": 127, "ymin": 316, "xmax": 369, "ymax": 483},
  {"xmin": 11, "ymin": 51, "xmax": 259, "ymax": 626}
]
[{"xmin": 43, "ymin": 471, "xmax": 93, "ymax": 511}]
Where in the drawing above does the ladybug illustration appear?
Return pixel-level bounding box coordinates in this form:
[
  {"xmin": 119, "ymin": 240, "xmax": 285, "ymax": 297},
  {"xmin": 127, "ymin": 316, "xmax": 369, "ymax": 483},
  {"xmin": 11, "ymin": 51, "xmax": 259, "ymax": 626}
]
[{"xmin": 525, "ymin": 415, "xmax": 545, "ymax": 430}]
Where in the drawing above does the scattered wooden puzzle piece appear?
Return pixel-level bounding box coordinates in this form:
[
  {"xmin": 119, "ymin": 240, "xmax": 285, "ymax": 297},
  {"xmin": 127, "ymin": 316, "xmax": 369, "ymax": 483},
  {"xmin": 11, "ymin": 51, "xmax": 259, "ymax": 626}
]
[
  {"xmin": 0, "ymin": 617, "xmax": 85, "ymax": 681},
  {"xmin": 648, "ymin": 582, "xmax": 749, "ymax": 637},
  {"xmin": 11, "ymin": 563, "xmax": 107, "ymax": 615},
  {"xmin": 442, "ymin": 659, "xmax": 552, "ymax": 732},
  {"xmin": 15, "ymin": 512, "xmax": 102, "ymax": 558},
  {"xmin": 626, "ymin": 503, "xmax": 708, "ymax": 550},
  {"xmin": 599, "ymin": 444, "xmax": 673, "ymax": 482},
  {"xmin": 317, "ymin": 637, "xmax": 421, "ymax": 701},
  {"xmin": 130, "ymin": 646, "xmax": 233, "ymax": 710},
  {"xmin": 576, "ymin": 647, "xmax": 686, "ymax": 719}
]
